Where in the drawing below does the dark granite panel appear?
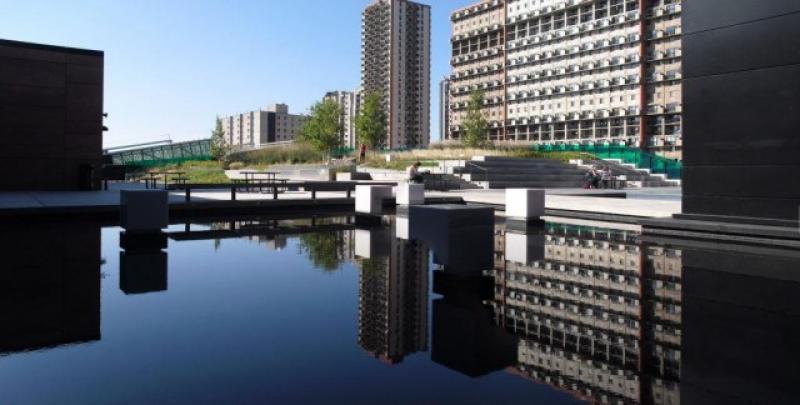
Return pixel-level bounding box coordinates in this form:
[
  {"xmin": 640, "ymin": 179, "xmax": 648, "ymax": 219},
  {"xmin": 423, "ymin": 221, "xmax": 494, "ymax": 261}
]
[
  {"xmin": 0, "ymin": 44, "xmax": 67, "ymax": 63},
  {"xmin": 64, "ymin": 158, "xmax": 102, "ymax": 190},
  {"xmin": 682, "ymin": 65, "xmax": 800, "ymax": 167},
  {"xmin": 683, "ymin": 195, "xmax": 800, "ymax": 221},
  {"xmin": 65, "ymin": 84, "xmax": 103, "ymax": 120},
  {"xmin": 0, "ymin": 84, "xmax": 66, "ymax": 107},
  {"xmin": 0, "ymin": 144, "xmax": 66, "ymax": 159},
  {"xmin": 0, "ymin": 39, "xmax": 102, "ymax": 57},
  {"xmin": 683, "ymin": 0, "xmax": 800, "ymax": 34},
  {"xmin": 683, "ymin": 13, "xmax": 800, "ymax": 79},
  {"xmin": 0, "ymin": 56, "xmax": 66, "ymax": 87},
  {"xmin": 682, "ymin": 260, "xmax": 800, "ymax": 404},
  {"xmin": 65, "ymin": 120, "xmax": 103, "ymax": 134},
  {"xmin": 0, "ymin": 158, "xmax": 66, "ymax": 190},
  {"xmin": 684, "ymin": 258, "xmax": 800, "ymax": 313},
  {"xmin": 65, "ymin": 52, "xmax": 103, "ymax": 67},
  {"xmin": 0, "ymin": 105, "xmax": 65, "ymax": 145},
  {"xmin": 0, "ymin": 222, "xmax": 100, "ymax": 353},
  {"xmin": 66, "ymin": 63, "xmax": 103, "ymax": 85},
  {"xmin": 682, "ymin": 139, "xmax": 800, "ymax": 167},
  {"xmin": 0, "ymin": 41, "xmax": 102, "ymax": 190},
  {"xmin": 683, "ymin": 166, "xmax": 800, "ymax": 199}
]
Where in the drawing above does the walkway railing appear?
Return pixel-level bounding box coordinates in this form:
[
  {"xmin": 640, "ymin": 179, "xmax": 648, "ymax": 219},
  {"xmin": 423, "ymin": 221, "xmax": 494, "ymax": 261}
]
[
  {"xmin": 106, "ymin": 139, "xmax": 212, "ymax": 166},
  {"xmin": 532, "ymin": 144, "xmax": 682, "ymax": 179},
  {"xmin": 463, "ymin": 161, "xmax": 489, "ymax": 182}
]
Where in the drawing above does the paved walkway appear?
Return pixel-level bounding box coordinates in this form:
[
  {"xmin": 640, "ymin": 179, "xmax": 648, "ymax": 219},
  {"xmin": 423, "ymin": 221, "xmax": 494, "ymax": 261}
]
[
  {"xmin": 428, "ymin": 188, "xmax": 681, "ymax": 218},
  {"xmin": 0, "ymin": 184, "xmax": 681, "ymax": 219}
]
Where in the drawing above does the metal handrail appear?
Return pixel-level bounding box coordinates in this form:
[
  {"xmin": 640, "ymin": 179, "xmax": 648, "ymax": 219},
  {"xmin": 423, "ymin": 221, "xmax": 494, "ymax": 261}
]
[{"xmin": 465, "ymin": 161, "xmax": 489, "ymax": 180}]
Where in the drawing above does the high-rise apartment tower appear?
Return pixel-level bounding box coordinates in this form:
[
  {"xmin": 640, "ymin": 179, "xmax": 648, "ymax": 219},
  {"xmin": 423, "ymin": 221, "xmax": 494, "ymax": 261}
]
[{"xmin": 361, "ymin": 0, "xmax": 431, "ymax": 149}]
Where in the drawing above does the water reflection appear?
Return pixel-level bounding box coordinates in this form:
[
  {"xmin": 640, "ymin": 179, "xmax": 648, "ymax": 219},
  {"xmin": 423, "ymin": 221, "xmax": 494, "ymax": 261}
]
[
  {"xmin": 431, "ymin": 271, "xmax": 518, "ymax": 377},
  {"xmin": 0, "ymin": 223, "xmax": 101, "ymax": 355},
  {"xmin": 389, "ymin": 209, "xmax": 800, "ymax": 404},
  {"xmin": 491, "ymin": 221, "xmax": 675, "ymax": 403},
  {"xmin": 119, "ymin": 232, "xmax": 168, "ymax": 295},
  {"xmin": 354, "ymin": 223, "xmax": 429, "ymax": 364},
  {"xmin": 0, "ymin": 214, "xmax": 798, "ymax": 403}
]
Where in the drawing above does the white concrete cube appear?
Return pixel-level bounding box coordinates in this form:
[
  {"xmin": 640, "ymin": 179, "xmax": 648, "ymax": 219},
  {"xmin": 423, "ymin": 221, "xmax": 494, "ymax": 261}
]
[
  {"xmin": 120, "ymin": 190, "xmax": 169, "ymax": 233},
  {"xmin": 505, "ymin": 188, "xmax": 545, "ymax": 220},
  {"xmin": 397, "ymin": 183, "xmax": 425, "ymax": 205},
  {"xmin": 355, "ymin": 185, "xmax": 392, "ymax": 214}
]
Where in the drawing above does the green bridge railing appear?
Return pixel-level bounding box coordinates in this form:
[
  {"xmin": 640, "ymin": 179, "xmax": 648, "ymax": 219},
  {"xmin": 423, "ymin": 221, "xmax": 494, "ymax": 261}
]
[
  {"xmin": 107, "ymin": 139, "xmax": 212, "ymax": 167},
  {"xmin": 532, "ymin": 144, "xmax": 682, "ymax": 179}
]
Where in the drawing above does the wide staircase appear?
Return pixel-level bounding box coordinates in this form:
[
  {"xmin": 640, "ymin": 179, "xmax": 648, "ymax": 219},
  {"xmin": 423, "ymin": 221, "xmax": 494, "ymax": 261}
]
[
  {"xmin": 453, "ymin": 156, "xmax": 589, "ymax": 189},
  {"xmin": 579, "ymin": 159, "xmax": 679, "ymax": 187}
]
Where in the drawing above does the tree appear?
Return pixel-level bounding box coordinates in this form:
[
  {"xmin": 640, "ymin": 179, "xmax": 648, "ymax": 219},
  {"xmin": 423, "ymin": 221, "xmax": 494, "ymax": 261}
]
[
  {"xmin": 297, "ymin": 231, "xmax": 346, "ymax": 272},
  {"xmin": 461, "ymin": 90, "xmax": 489, "ymax": 148},
  {"xmin": 210, "ymin": 116, "xmax": 228, "ymax": 160},
  {"xmin": 355, "ymin": 91, "xmax": 387, "ymax": 149},
  {"xmin": 298, "ymin": 99, "xmax": 343, "ymax": 154}
]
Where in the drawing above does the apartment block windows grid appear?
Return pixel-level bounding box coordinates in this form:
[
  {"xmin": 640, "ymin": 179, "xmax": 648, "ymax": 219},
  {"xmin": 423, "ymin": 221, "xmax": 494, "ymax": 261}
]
[{"xmin": 448, "ymin": 0, "xmax": 682, "ymax": 159}]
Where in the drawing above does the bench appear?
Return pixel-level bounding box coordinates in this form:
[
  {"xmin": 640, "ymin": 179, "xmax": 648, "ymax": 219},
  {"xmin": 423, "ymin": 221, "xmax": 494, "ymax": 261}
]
[{"xmin": 166, "ymin": 181, "xmax": 397, "ymax": 203}]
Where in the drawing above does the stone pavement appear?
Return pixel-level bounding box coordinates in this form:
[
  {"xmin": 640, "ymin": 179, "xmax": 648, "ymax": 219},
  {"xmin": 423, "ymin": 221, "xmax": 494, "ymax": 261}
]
[
  {"xmin": 427, "ymin": 188, "xmax": 681, "ymax": 219},
  {"xmin": 0, "ymin": 183, "xmax": 681, "ymax": 220}
]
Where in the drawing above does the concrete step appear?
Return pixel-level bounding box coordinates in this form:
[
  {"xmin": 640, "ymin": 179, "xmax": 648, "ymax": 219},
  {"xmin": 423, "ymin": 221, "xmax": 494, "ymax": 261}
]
[
  {"xmin": 464, "ymin": 173, "xmax": 587, "ymax": 181},
  {"xmin": 472, "ymin": 156, "xmax": 563, "ymax": 164},
  {"xmin": 455, "ymin": 168, "xmax": 586, "ymax": 176},
  {"xmin": 483, "ymin": 180, "xmax": 587, "ymax": 189}
]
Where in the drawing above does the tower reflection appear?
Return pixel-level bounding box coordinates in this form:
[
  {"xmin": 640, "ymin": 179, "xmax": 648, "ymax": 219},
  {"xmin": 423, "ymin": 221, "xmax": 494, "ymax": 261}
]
[{"xmin": 354, "ymin": 222, "xmax": 429, "ymax": 364}]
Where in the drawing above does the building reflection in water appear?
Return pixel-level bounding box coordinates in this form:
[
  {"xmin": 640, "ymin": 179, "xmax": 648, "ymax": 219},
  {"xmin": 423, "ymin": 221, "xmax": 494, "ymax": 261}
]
[
  {"xmin": 120, "ymin": 229, "xmax": 169, "ymax": 295},
  {"xmin": 354, "ymin": 221, "xmax": 429, "ymax": 364},
  {"xmin": 0, "ymin": 222, "xmax": 101, "ymax": 354},
  {"xmin": 491, "ymin": 221, "xmax": 663, "ymax": 403},
  {"xmin": 675, "ymin": 240, "xmax": 800, "ymax": 404}
]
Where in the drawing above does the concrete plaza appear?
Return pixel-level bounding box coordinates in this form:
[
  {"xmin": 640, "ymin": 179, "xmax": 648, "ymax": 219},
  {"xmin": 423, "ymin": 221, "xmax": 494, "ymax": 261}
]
[{"xmin": 0, "ymin": 183, "xmax": 681, "ymax": 220}]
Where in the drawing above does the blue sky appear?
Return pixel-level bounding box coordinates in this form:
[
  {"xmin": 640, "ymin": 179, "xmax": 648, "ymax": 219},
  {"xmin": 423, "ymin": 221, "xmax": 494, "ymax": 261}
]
[{"xmin": 1, "ymin": 0, "xmax": 472, "ymax": 147}]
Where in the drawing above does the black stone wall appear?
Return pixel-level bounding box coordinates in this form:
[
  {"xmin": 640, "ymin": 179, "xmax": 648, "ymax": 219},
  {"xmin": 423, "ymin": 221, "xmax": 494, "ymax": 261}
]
[
  {"xmin": 0, "ymin": 223, "xmax": 101, "ymax": 353},
  {"xmin": 0, "ymin": 39, "xmax": 104, "ymax": 191},
  {"xmin": 682, "ymin": 1, "xmax": 800, "ymax": 222},
  {"xmin": 681, "ymin": 246, "xmax": 800, "ymax": 403}
]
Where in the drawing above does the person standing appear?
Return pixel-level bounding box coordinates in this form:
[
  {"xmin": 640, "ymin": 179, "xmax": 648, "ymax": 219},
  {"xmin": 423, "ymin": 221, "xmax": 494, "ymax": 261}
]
[
  {"xmin": 359, "ymin": 144, "xmax": 367, "ymax": 162},
  {"xmin": 601, "ymin": 166, "xmax": 612, "ymax": 189}
]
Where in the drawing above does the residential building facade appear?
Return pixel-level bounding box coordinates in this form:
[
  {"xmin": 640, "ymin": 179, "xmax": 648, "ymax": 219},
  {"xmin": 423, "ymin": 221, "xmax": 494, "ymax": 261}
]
[
  {"xmin": 323, "ymin": 90, "xmax": 361, "ymax": 149},
  {"xmin": 448, "ymin": 0, "xmax": 682, "ymax": 159},
  {"xmin": 361, "ymin": 0, "xmax": 431, "ymax": 149},
  {"xmin": 220, "ymin": 103, "xmax": 307, "ymax": 150},
  {"xmin": 439, "ymin": 78, "xmax": 451, "ymax": 141}
]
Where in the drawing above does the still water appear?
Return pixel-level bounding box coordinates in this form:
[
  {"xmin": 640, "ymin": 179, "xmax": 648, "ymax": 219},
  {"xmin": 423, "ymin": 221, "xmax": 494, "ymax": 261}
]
[{"xmin": 0, "ymin": 214, "xmax": 798, "ymax": 404}]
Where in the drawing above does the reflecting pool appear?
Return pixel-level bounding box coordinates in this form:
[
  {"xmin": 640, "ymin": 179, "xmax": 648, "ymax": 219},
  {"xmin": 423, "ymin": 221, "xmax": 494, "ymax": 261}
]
[{"xmin": 0, "ymin": 213, "xmax": 798, "ymax": 404}]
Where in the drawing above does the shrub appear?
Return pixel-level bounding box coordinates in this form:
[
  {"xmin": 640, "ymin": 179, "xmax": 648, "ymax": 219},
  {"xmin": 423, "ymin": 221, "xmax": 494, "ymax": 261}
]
[
  {"xmin": 228, "ymin": 142, "xmax": 326, "ymax": 166},
  {"xmin": 228, "ymin": 161, "xmax": 246, "ymax": 170}
]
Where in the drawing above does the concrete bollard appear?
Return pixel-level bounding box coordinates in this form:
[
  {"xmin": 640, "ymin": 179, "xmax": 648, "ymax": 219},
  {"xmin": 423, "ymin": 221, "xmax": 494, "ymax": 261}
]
[
  {"xmin": 505, "ymin": 188, "xmax": 545, "ymax": 223},
  {"xmin": 355, "ymin": 185, "xmax": 392, "ymax": 215},
  {"xmin": 120, "ymin": 190, "xmax": 168, "ymax": 234},
  {"xmin": 397, "ymin": 183, "xmax": 425, "ymax": 205}
]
